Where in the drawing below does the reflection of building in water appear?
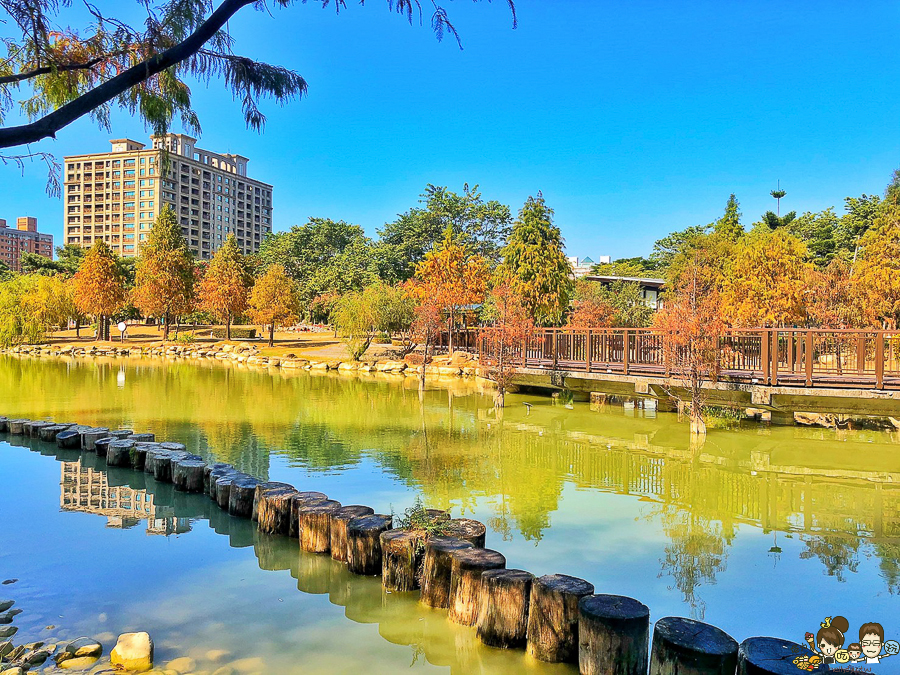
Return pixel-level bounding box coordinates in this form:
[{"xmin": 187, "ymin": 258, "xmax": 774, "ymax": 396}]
[{"xmin": 60, "ymin": 461, "xmax": 191, "ymax": 535}]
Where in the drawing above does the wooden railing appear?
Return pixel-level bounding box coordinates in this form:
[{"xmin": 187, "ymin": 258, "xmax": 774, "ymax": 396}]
[{"xmin": 474, "ymin": 328, "xmax": 900, "ymax": 390}]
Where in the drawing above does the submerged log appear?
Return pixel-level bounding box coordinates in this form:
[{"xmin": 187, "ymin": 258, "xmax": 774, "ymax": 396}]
[
  {"xmin": 252, "ymin": 481, "xmax": 294, "ymax": 523},
  {"xmin": 106, "ymin": 440, "xmax": 136, "ymax": 467},
  {"xmin": 526, "ymin": 574, "xmax": 595, "ymax": 663},
  {"xmin": 380, "ymin": 529, "xmax": 425, "ymax": 592},
  {"xmin": 56, "ymin": 429, "xmax": 81, "ymax": 449},
  {"xmin": 257, "ymin": 484, "xmax": 299, "ymax": 535},
  {"xmin": 443, "ymin": 518, "xmax": 487, "ymax": 547},
  {"xmin": 228, "ymin": 475, "xmax": 261, "ymax": 518},
  {"xmin": 346, "ymin": 514, "xmax": 393, "ymax": 576},
  {"xmin": 649, "ymin": 616, "xmax": 738, "ymax": 675},
  {"xmin": 578, "ymin": 594, "xmax": 650, "ymax": 675},
  {"xmin": 420, "ymin": 536, "xmax": 475, "ymax": 609},
  {"xmin": 476, "ymin": 568, "xmax": 534, "ymax": 649},
  {"xmin": 737, "ymin": 637, "xmax": 808, "ymax": 675},
  {"xmin": 299, "ymin": 500, "xmax": 342, "ymax": 553},
  {"xmin": 448, "ymin": 547, "xmax": 506, "ymax": 626},
  {"xmin": 330, "ymin": 505, "xmax": 375, "ymax": 562},
  {"xmin": 289, "ymin": 491, "xmax": 328, "ymax": 538},
  {"xmin": 173, "ymin": 458, "xmax": 207, "ymax": 492}
]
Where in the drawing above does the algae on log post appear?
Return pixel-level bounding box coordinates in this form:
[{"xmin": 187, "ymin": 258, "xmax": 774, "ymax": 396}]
[
  {"xmin": 8, "ymin": 419, "xmax": 28, "ymax": 435},
  {"xmin": 346, "ymin": 514, "xmax": 393, "ymax": 576},
  {"xmin": 205, "ymin": 464, "xmax": 234, "ymax": 497},
  {"xmin": 330, "ymin": 505, "xmax": 375, "ymax": 562},
  {"xmin": 81, "ymin": 428, "xmax": 110, "ymax": 451},
  {"xmin": 129, "ymin": 443, "xmax": 156, "ymax": 470},
  {"xmin": 289, "ymin": 491, "xmax": 328, "ymax": 538},
  {"xmin": 299, "ymin": 500, "xmax": 342, "ymax": 553},
  {"xmin": 228, "ymin": 476, "xmax": 261, "ymax": 518},
  {"xmin": 444, "ymin": 518, "xmax": 487, "ymax": 548},
  {"xmin": 216, "ymin": 472, "xmax": 243, "ymax": 509},
  {"xmin": 106, "ymin": 440, "xmax": 136, "ymax": 468},
  {"xmin": 56, "ymin": 430, "xmax": 81, "ymax": 449},
  {"xmin": 649, "ymin": 616, "xmax": 738, "ymax": 675},
  {"xmin": 737, "ymin": 637, "xmax": 808, "ymax": 675},
  {"xmin": 257, "ymin": 484, "xmax": 299, "ymax": 535},
  {"xmin": 420, "ymin": 536, "xmax": 475, "ymax": 609},
  {"xmin": 380, "ymin": 529, "xmax": 425, "ymax": 592},
  {"xmin": 173, "ymin": 458, "xmax": 207, "ymax": 493},
  {"xmin": 252, "ymin": 481, "xmax": 294, "ymax": 523},
  {"xmin": 527, "ymin": 574, "xmax": 595, "ymax": 663},
  {"xmin": 476, "ymin": 568, "xmax": 534, "ymax": 649},
  {"xmin": 578, "ymin": 594, "xmax": 650, "ymax": 675},
  {"xmin": 448, "ymin": 547, "xmax": 506, "ymax": 626}
]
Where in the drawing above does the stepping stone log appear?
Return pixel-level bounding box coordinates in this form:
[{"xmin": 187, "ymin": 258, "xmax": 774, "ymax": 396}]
[
  {"xmin": 25, "ymin": 421, "xmax": 51, "ymax": 437},
  {"xmin": 381, "ymin": 529, "xmax": 425, "ymax": 592},
  {"xmin": 448, "ymin": 547, "xmax": 506, "ymax": 626},
  {"xmin": 578, "ymin": 594, "xmax": 650, "ymax": 675},
  {"xmin": 290, "ymin": 491, "xmax": 328, "ymax": 538},
  {"xmin": 129, "ymin": 433, "xmax": 155, "ymax": 442},
  {"xmin": 737, "ymin": 637, "xmax": 809, "ymax": 675},
  {"xmin": 227, "ymin": 475, "xmax": 260, "ymax": 518},
  {"xmin": 299, "ymin": 500, "xmax": 342, "ymax": 553},
  {"xmin": 94, "ymin": 436, "xmax": 115, "ymax": 459},
  {"xmin": 106, "ymin": 440, "xmax": 136, "ymax": 467},
  {"xmin": 444, "ymin": 518, "xmax": 487, "ymax": 547},
  {"xmin": 420, "ymin": 536, "xmax": 474, "ymax": 608},
  {"xmin": 252, "ymin": 481, "xmax": 294, "ymax": 522},
  {"xmin": 216, "ymin": 471, "xmax": 243, "ymax": 509},
  {"xmin": 173, "ymin": 458, "xmax": 207, "ymax": 492},
  {"xmin": 39, "ymin": 424, "xmax": 72, "ymax": 442},
  {"xmin": 346, "ymin": 514, "xmax": 393, "ymax": 576},
  {"xmin": 331, "ymin": 505, "xmax": 375, "ymax": 562},
  {"xmin": 204, "ymin": 464, "xmax": 233, "ymax": 497},
  {"xmin": 0, "ymin": 417, "xmax": 8, "ymax": 432},
  {"xmin": 56, "ymin": 430, "xmax": 81, "ymax": 449},
  {"xmin": 109, "ymin": 429, "xmax": 134, "ymax": 439},
  {"xmin": 650, "ymin": 616, "xmax": 738, "ymax": 675},
  {"xmin": 476, "ymin": 568, "xmax": 534, "ymax": 649},
  {"xmin": 81, "ymin": 428, "xmax": 110, "ymax": 451},
  {"xmin": 527, "ymin": 574, "xmax": 595, "ymax": 663},
  {"xmin": 145, "ymin": 449, "xmax": 177, "ymax": 482},
  {"xmin": 256, "ymin": 483, "xmax": 298, "ymax": 535},
  {"xmin": 8, "ymin": 420, "xmax": 28, "ymax": 435}
]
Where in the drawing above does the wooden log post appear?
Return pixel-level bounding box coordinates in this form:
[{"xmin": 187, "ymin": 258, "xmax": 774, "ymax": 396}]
[
  {"xmin": 650, "ymin": 616, "xmax": 738, "ymax": 675},
  {"xmin": 56, "ymin": 429, "xmax": 82, "ymax": 449},
  {"xmin": 128, "ymin": 442, "xmax": 152, "ymax": 470},
  {"xmin": 346, "ymin": 514, "xmax": 393, "ymax": 576},
  {"xmin": 526, "ymin": 574, "xmax": 595, "ymax": 663},
  {"xmin": 0, "ymin": 416, "xmax": 8, "ymax": 432},
  {"xmin": 81, "ymin": 428, "xmax": 110, "ymax": 451},
  {"xmin": 25, "ymin": 420, "xmax": 51, "ymax": 437},
  {"xmin": 444, "ymin": 518, "xmax": 486, "ymax": 547},
  {"xmin": 448, "ymin": 547, "xmax": 506, "ymax": 626},
  {"xmin": 476, "ymin": 568, "xmax": 534, "ymax": 649},
  {"xmin": 128, "ymin": 433, "xmax": 155, "ymax": 442},
  {"xmin": 289, "ymin": 491, "xmax": 328, "ymax": 538},
  {"xmin": 252, "ymin": 481, "xmax": 294, "ymax": 523},
  {"xmin": 109, "ymin": 429, "xmax": 134, "ymax": 440},
  {"xmin": 257, "ymin": 484, "xmax": 299, "ymax": 535},
  {"xmin": 420, "ymin": 536, "xmax": 474, "ymax": 608},
  {"xmin": 160, "ymin": 441, "xmax": 187, "ymax": 453},
  {"xmin": 330, "ymin": 505, "xmax": 375, "ymax": 562},
  {"xmin": 7, "ymin": 419, "xmax": 28, "ymax": 435},
  {"xmin": 737, "ymin": 637, "xmax": 808, "ymax": 675},
  {"xmin": 380, "ymin": 529, "xmax": 425, "ymax": 592},
  {"xmin": 106, "ymin": 440, "xmax": 136, "ymax": 468},
  {"xmin": 205, "ymin": 464, "xmax": 234, "ymax": 497},
  {"xmin": 227, "ymin": 476, "xmax": 260, "ymax": 518},
  {"xmin": 145, "ymin": 449, "xmax": 178, "ymax": 482},
  {"xmin": 173, "ymin": 458, "xmax": 207, "ymax": 493},
  {"xmin": 94, "ymin": 436, "xmax": 115, "ymax": 459},
  {"xmin": 299, "ymin": 500, "xmax": 342, "ymax": 553},
  {"xmin": 216, "ymin": 471, "xmax": 243, "ymax": 510},
  {"xmin": 39, "ymin": 424, "xmax": 72, "ymax": 442},
  {"xmin": 578, "ymin": 594, "xmax": 650, "ymax": 675}
]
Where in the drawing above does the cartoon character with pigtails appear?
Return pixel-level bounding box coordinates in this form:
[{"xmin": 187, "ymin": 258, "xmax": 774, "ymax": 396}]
[{"xmin": 794, "ymin": 617, "xmax": 899, "ymax": 670}]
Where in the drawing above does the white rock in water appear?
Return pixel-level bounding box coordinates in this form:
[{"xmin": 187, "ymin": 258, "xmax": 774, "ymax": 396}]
[{"xmin": 110, "ymin": 631, "xmax": 153, "ymax": 672}]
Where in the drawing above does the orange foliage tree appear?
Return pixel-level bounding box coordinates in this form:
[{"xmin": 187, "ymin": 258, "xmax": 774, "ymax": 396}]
[
  {"xmin": 481, "ymin": 280, "xmax": 534, "ymax": 407},
  {"xmin": 853, "ymin": 206, "xmax": 900, "ymax": 328},
  {"xmin": 198, "ymin": 234, "xmax": 252, "ymax": 340},
  {"xmin": 71, "ymin": 240, "xmax": 126, "ymax": 341},
  {"xmin": 248, "ymin": 264, "xmax": 301, "ymax": 347},
  {"xmin": 407, "ymin": 226, "xmax": 488, "ymax": 352}
]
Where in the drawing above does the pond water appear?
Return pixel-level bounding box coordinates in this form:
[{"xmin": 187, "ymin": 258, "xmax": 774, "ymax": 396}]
[{"xmin": 0, "ymin": 355, "xmax": 898, "ymax": 673}]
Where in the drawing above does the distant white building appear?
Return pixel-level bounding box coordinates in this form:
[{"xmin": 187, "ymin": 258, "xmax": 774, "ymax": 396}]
[{"xmin": 567, "ymin": 255, "xmax": 610, "ymax": 278}]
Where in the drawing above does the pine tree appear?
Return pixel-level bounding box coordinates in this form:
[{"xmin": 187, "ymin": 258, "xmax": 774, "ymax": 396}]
[
  {"xmin": 498, "ymin": 193, "xmax": 572, "ymax": 325},
  {"xmin": 71, "ymin": 240, "xmax": 126, "ymax": 341},
  {"xmin": 249, "ymin": 264, "xmax": 301, "ymax": 347},
  {"xmin": 199, "ymin": 234, "xmax": 252, "ymax": 340},
  {"xmin": 713, "ymin": 194, "xmax": 744, "ymax": 241},
  {"xmin": 132, "ymin": 205, "xmax": 195, "ymax": 340}
]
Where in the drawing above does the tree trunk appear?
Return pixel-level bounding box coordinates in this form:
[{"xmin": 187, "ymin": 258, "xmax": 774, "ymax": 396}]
[
  {"xmin": 269, "ymin": 322, "xmax": 274, "ymax": 347},
  {"xmin": 226, "ymin": 312, "xmax": 232, "ymax": 341},
  {"xmin": 164, "ymin": 312, "xmax": 170, "ymax": 341},
  {"xmin": 690, "ymin": 404, "xmax": 706, "ymax": 436},
  {"xmin": 420, "ymin": 333, "xmax": 429, "ymax": 388},
  {"xmin": 526, "ymin": 574, "xmax": 595, "ymax": 663},
  {"xmin": 578, "ymin": 593, "xmax": 650, "ymax": 675},
  {"xmin": 448, "ymin": 547, "xmax": 506, "ymax": 626},
  {"xmin": 75, "ymin": 319, "xmax": 80, "ymax": 338},
  {"xmin": 476, "ymin": 569, "xmax": 534, "ymax": 649}
]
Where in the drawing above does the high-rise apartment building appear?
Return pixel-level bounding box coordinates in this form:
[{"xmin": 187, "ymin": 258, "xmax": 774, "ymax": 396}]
[
  {"xmin": 0, "ymin": 217, "xmax": 53, "ymax": 272},
  {"xmin": 63, "ymin": 134, "xmax": 273, "ymax": 259}
]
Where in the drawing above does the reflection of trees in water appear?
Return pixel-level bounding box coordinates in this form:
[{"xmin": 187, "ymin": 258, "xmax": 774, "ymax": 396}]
[
  {"xmin": 875, "ymin": 543, "xmax": 900, "ymax": 594},
  {"xmin": 799, "ymin": 536, "xmax": 860, "ymax": 582}
]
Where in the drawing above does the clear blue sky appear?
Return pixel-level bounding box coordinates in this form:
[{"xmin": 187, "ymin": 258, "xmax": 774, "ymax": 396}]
[{"xmin": 2, "ymin": 0, "xmax": 899, "ymax": 258}]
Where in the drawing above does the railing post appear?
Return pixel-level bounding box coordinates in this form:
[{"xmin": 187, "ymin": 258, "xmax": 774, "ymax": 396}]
[
  {"xmin": 875, "ymin": 331, "xmax": 885, "ymax": 390},
  {"xmin": 552, "ymin": 330, "xmax": 558, "ymax": 371},
  {"xmin": 770, "ymin": 330, "xmax": 779, "ymax": 386},
  {"xmin": 761, "ymin": 330, "xmax": 770, "ymax": 384},
  {"xmin": 586, "ymin": 330, "xmax": 592, "ymax": 373},
  {"xmin": 623, "ymin": 330, "xmax": 630, "ymax": 376},
  {"xmin": 857, "ymin": 333, "xmax": 865, "ymax": 376},
  {"xmin": 805, "ymin": 330, "xmax": 813, "ymax": 387}
]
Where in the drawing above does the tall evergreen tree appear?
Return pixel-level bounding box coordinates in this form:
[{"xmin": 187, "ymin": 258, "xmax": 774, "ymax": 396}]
[
  {"xmin": 713, "ymin": 194, "xmax": 744, "ymax": 241},
  {"xmin": 199, "ymin": 234, "xmax": 252, "ymax": 340},
  {"xmin": 132, "ymin": 205, "xmax": 195, "ymax": 340},
  {"xmin": 498, "ymin": 193, "xmax": 572, "ymax": 325}
]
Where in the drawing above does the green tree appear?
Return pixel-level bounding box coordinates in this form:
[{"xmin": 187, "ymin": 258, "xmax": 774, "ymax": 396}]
[
  {"xmin": 332, "ymin": 286, "xmax": 382, "ymax": 360},
  {"xmin": 498, "ymin": 193, "xmax": 572, "ymax": 325},
  {"xmin": 132, "ymin": 205, "xmax": 195, "ymax": 340},
  {"xmin": 0, "ymin": 260, "xmax": 12, "ymax": 281},
  {"xmin": 379, "ymin": 184, "xmax": 513, "ymax": 278},
  {"xmin": 853, "ymin": 206, "xmax": 900, "ymax": 328},
  {"xmin": 759, "ymin": 210, "xmax": 798, "ymax": 230},
  {"xmin": 199, "ymin": 234, "xmax": 252, "ymax": 340},
  {"xmin": 651, "ymin": 224, "xmax": 711, "ymax": 269},
  {"xmin": 590, "ymin": 257, "xmax": 662, "ymax": 278},
  {"xmin": 713, "ymin": 194, "xmax": 744, "ymax": 241},
  {"xmin": 787, "ymin": 208, "xmax": 839, "ymax": 268},
  {"xmin": 21, "ymin": 243, "xmax": 86, "ymax": 276}
]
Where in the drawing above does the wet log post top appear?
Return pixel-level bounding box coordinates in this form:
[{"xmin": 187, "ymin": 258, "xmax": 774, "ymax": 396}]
[
  {"xmin": 299, "ymin": 500, "xmax": 342, "ymax": 554},
  {"xmin": 737, "ymin": 637, "xmax": 810, "ymax": 675},
  {"xmin": 380, "ymin": 529, "xmax": 426, "ymax": 592},
  {"xmin": 228, "ymin": 476, "xmax": 261, "ymax": 519},
  {"xmin": 257, "ymin": 484, "xmax": 299, "ymax": 535},
  {"xmin": 330, "ymin": 505, "xmax": 375, "ymax": 563},
  {"xmin": 443, "ymin": 518, "xmax": 486, "ymax": 548},
  {"xmin": 448, "ymin": 547, "xmax": 507, "ymax": 626},
  {"xmin": 81, "ymin": 428, "xmax": 110, "ymax": 452},
  {"xmin": 289, "ymin": 491, "xmax": 328, "ymax": 539},
  {"xmin": 578, "ymin": 594, "xmax": 651, "ymax": 675},
  {"xmin": 346, "ymin": 514, "xmax": 393, "ymax": 576},
  {"xmin": 129, "ymin": 433, "xmax": 155, "ymax": 442},
  {"xmin": 476, "ymin": 569, "xmax": 534, "ymax": 649},
  {"xmin": 252, "ymin": 481, "xmax": 294, "ymax": 523},
  {"xmin": 420, "ymin": 536, "xmax": 475, "ymax": 609},
  {"xmin": 55, "ymin": 429, "xmax": 83, "ymax": 449},
  {"xmin": 649, "ymin": 616, "xmax": 739, "ymax": 675},
  {"xmin": 527, "ymin": 574, "xmax": 595, "ymax": 664}
]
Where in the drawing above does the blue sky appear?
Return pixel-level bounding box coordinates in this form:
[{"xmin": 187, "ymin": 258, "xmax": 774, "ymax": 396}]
[{"xmin": 2, "ymin": 0, "xmax": 899, "ymax": 258}]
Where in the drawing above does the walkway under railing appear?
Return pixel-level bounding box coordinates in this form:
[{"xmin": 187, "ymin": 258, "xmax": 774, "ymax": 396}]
[{"xmin": 472, "ymin": 328, "xmax": 900, "ymax": 390}]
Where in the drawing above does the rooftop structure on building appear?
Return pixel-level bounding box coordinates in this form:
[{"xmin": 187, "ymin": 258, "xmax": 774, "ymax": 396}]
[
  {"xmin": 567, "ymin": 255, "xmax": 610, "ymax": 278},
  {"xmin": 0, "ymin": 217, "xmax": 53, "ymax": 272},
  {"xmin": 63, "ymin": 133, "xmax": 273, "ymax": 259}
]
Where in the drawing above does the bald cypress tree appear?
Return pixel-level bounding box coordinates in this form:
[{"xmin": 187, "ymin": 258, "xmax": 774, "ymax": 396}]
[{"xmin": 199, "ymin": 234, "xmax": 252, "ymax": 340}]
